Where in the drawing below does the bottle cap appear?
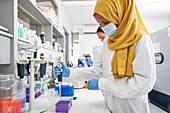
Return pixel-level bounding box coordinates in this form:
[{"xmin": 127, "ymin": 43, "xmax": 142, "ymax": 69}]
[
  {"xmin": 41, "ymin": 32, "xmax": 45, "ymax": 34},
  {"xmin": 73, "ymin": 97, "xmax": 77, "ymax": 100}
]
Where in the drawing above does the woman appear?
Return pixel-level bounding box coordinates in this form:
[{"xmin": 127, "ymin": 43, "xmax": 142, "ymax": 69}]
[
  {"xmin": 55, "ymin": 0, "xmax": 156, "ymax": 112},
  {"xmin": 91, "ymin": 0, "xmax": 156, "ymax": 112}
]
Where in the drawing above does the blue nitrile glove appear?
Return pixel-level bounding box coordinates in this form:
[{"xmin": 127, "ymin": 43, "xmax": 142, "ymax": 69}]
[
  {"xmin": 54, "ymin": 60, "xmax": 70, "ymax": 78},
  {"xmin": 88, "ymin": 79, "xmax": 99, "ymax": 90}
]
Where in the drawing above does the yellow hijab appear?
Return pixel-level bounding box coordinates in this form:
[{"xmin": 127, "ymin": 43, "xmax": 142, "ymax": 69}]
[{"xmin": 93, "ymin": 0, "xmax": 149, "ymax": 79}]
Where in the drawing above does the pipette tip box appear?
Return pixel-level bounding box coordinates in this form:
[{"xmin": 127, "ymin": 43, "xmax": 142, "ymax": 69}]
[{"xmin": 55, "ymin": 85, "xmax": 74, "ymax": 97}]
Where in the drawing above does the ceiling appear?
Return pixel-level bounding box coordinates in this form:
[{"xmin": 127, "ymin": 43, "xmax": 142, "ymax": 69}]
[{"xmin": 62, "ymin": 0, "xmax": 170, "ymax": 26}]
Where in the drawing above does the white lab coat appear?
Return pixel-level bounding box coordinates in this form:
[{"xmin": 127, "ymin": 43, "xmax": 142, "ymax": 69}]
[{"xmin": 69, "ymin": 34, "xmax": 156, "ymax": 113}]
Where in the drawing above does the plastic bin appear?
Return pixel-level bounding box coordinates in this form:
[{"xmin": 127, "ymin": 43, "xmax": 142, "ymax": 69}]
[
  {"xmin": 0, "ymin": 73, "xmax": 15, "ymax": 80},
  {"xmin": 0, "ymin": 79, "xmax": 17, "ymax": 98},
  {"xmin": 0, "ymin": 74, "xmax": 10, "ymax": 80},
  {"xmin": 0, "ymin": 99, "xmax": 21, "ymax": 113},
  {"xmin": 55, "ymin": 99, "xmax": 72, "ymax": 113},
  {"xmin": 55, "ymin": 85, "xmax": 74, "ymax": 97},
  {"xmin": 17, "ymin": 79, "xmax": 26, "ymax": 93},
  {"xmin": 12, "ymin": 91, "xmax": 26, "ymax": 112},
  {"xmin": 26, "ymin": 88, "xmax": 41, "ymax": 102},
  {"xmin": 38, "ymin": 6, "xmax": 55, "ymax": 18},
  {"xmin": 26, "ymin": 92, "xmax": 41, "ymax": 102},
  {"xmin": 47, "ymin": 91, "xmax": 60, "ymax": 112}
]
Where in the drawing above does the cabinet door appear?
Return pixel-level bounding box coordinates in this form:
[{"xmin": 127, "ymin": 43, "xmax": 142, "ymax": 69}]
[{"xmin": 0, "ymin": 35, "xmax": 10, "ymax": 64}]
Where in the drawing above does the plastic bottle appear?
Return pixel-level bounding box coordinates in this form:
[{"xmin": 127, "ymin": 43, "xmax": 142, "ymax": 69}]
[
  {"xmin": 17, "ymin": 21, "xmax": 20, "ymax": 38},
  {"xmin": 36, "ymin": 36, "xmax": 41, "ymax": 46},
  {"xmin": 20, "ymin": 24, "xmax": 23, "ymax": 38},
  {"xmin": 52, "ymin": 39, "xmax": 55, "ymax": 49},
  {"xmin": 18, "ymin": 50, "xmax": 25, "ymax": 60},
  {"xmin": 26, "ymin": 29, "xmax": 30, "ymax": 41},
  {"xmin": 31, "ymin": 30, "xmax": 36, "ymax": 43},
  {"xmin": 58, "ymin": 43, "xmax": 61, "ymax": 51},
  {"xmin": 40, "ymin": 32, "xmax": 46, "ymax": 43},
  {"xmin": 28, "ymin": 29, "xmax": 32, "ymax": 41},
  {"xmin": 22, "ymin": 27, "xmax": 27, "ymax": 39}
]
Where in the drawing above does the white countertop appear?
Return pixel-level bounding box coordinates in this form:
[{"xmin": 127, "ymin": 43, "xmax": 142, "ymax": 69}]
[{"xmin": 32, "ymin": 89, "xmax": 110, "ymax": 113}]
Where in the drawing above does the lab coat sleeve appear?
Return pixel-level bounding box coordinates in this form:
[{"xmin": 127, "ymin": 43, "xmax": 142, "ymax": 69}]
[
  {"xmin": 98, "ymin": 34, "xmax": 157, "ymax": 98},
  {"xmin": 69, "ymin": 50, "xmax": 103, "ymax": 81}
]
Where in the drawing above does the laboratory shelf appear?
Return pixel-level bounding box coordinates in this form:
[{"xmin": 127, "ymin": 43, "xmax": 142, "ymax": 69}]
[
  {"xmin": 17, "ymin": 38, "xmax": 64, "ymax": 54},
  {"xmin": 18, "ymin": 0, "xmax": 50, "ymax": 25},
  {"xmin": 18, "ymin": 0, "xmax": 64, "ymax": 38},
  {"xmin": 53, "ymin": 26, "xmax": 64, "ymax": 38},
  {"xmin": 17, "ymin": 38, "xmax": 35, "ymax": 45},
  {"xmin": 40, "ymin": 45, "xmax": 64, "ymax": 54}
]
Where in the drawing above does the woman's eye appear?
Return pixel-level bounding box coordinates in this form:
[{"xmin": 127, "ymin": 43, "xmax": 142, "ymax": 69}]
[{"xmin": 103, "ymin": 21, "xmax": 109, "ymax": 24}]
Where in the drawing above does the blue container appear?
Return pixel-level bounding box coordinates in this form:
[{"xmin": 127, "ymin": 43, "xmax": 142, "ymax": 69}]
[{"xmin": 55, "ymin": 85, "xmax": 74, "ymax": 97}]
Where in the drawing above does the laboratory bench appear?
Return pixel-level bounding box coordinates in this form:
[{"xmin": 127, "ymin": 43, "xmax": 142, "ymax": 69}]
[{"xmin": 30, "ymin": 88, "xmax": 110, "ymax": 113}]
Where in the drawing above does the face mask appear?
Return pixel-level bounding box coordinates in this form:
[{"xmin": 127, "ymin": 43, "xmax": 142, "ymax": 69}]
[{"xmin": 101, "ymin": 22, "xmax": 117, "ymax": 36}]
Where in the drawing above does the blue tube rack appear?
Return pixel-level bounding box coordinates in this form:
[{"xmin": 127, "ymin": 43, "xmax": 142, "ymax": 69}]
[{"xmin": 55, "ymin": 85, "xmax": 74, "ymax": 97}]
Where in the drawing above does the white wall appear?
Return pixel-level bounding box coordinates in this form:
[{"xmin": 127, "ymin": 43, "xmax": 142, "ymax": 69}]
[
  {"xmin": 73, "ymin": 25, "xmax": 102, "ymax": 61},
  {"xmin": 72, "ymin": 25, "xmax": 103, "ymax": 64},
  {"xmin": 72, "ymin": 43, "xmax": 80, "ymax": 66},
  {"xmin": 79, "ymin": 34, "xmax": 102, "ymax": 60},
  {"xmin": 55, "ymin": 0, "xmax": 73, "ymax": 63}
]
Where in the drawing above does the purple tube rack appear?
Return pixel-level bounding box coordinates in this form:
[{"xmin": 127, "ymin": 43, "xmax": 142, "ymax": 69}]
[
  {"xmin": 55, "ymin": 99, "xmax": 72, "ymax": 113},
  {"xmin": 26, "ymin": 91, "xmax": 41, "ymax": 102},
  {"xmin": 26, "ymin": 87, "xmax": 36, "ymax": 94}
]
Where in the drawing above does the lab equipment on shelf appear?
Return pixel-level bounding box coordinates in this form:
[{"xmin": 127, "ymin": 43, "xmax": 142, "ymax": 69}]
[
  {"xmin": 37, "ymin": 6, "xmax": 58, "ymax": 25},
  {"xmin": 40, "ymin": 32, "xmax": 46, "ymax": 43},
  {"xmin": 16, "ymin": 38, "xmax": 48, "ymax": 112},
  {"xmin": 17, "ymin": 21, "xmax": 39, "ymax": 44}
]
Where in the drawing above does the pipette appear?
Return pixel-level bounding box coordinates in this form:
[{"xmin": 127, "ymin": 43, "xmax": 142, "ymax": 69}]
[{"xmin": 55, "ymin": 63, "xmax": 62, "ymax": 98}]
